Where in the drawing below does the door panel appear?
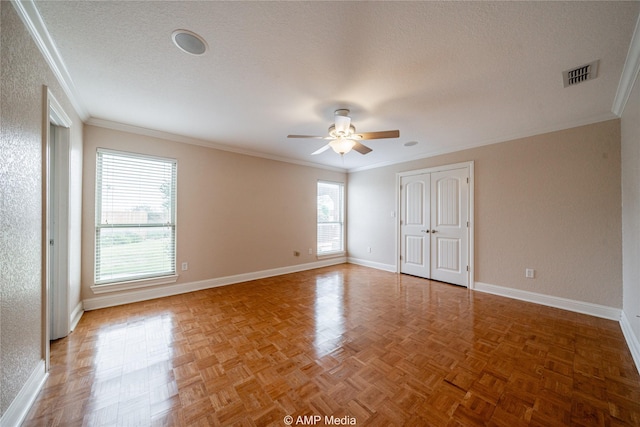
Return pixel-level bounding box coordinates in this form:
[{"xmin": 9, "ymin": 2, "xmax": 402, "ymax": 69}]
[
  {"xmin": 400, "ymin": 174, "xmax": 430, "ymax": 277},
  {"xmin": 405, "ymin": 235, "xmax": 424, "ymax": 265},
  {"xmin": 430, "ymin": 168, "xmax": 469, "ymax": 286},
  {"xmin": 435, "ymin": 238, "xmax": 460, "ymax": 272}
]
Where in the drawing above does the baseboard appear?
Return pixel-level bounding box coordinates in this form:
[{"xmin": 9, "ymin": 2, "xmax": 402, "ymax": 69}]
[
  {"xmin": 0, "ymin": 360, "xmax": 47, "ymax": 427},
  {"xmin": 83, "ymin": 258, "xmax": 347, "ymax": 310},
  {"xmin": 347, "ymin": 257, "xmax": 397, "ymax": 273},
  {"xmin": 474, "ymin": 282, "xmax": 621, "ymax": 321},
  {"xmin": 620, "ymin": 311, "xmax": 640, "ymax": 375},
  {"xmin": 70, "ymin": 301, "xmax": 84, "ymax": 331}
]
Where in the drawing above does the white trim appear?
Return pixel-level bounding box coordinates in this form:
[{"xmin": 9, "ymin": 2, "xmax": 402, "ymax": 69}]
[
  {"xmin": 11, "ymin": 1, "xmax": 88, "ymax": 120},
  {"xmin": 620, "ymin": 311, "xmax": 640, "ymax": 375},
  {"xmin": 86, "ymin": 118, "xmax": 347, "ymax": 173},
  {"xmin": 349, "ymin": 114, "xmax": 616, "ymax": 173},
  {"xmin": 467, "ymin": 162, "xmax": 475, "ymax": 289},
  {"xmin": 91, "ymin": 275, "xmax": 179, "ymax": 294},
  {"xmin": 42, "ymin": 86, "xmax": 74, "ymax": 365},
  {"xmin": 0, "ymin": 360, "xmax": 48, "ymax": 427},
  {"xmin": 347, "ymin": 257, "xmax": 396, "ymax": 273},
  {"xmin": 317, "ymin": 252, "xmax": 346, "ymax": 260},
  {"xmin": 70, "ymin": 301, "xmax": 84, "ymax": 331},
  {"xmin": 42, "ymin": 85, "xmax": 72, "ymax": 346},
  {"xmin": 48, "ymin": 92, "xmax": 72, "ymax": 128},
  {"xmin": 474, "ymin": 282, "xmax": 621, "ymax": 321},
  {"xmin": 83, "ymin": 258, "xmax": 346, "ymax": 311},
  {"xmin": 613, "ymin": 13, "xmax": 640, "ymax": 116}
]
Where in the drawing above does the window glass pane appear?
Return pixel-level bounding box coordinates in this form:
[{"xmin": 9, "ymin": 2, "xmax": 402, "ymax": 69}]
[
  {"xmin": 317, "ymin": 181, "xmax": 344, "ymax": 255},
  {"xmin": 96, "ymin": 226, "xmax": 175, "ymax": 283},
  {"xmin": 95, "ymin": 150, "xmax": 176, "ymax": 284}
]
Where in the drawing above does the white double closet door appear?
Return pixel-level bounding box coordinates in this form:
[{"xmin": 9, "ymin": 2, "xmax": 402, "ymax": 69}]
[{"xmin": 400, "ymin": 166, "xmax": 470, "ymax": 287}]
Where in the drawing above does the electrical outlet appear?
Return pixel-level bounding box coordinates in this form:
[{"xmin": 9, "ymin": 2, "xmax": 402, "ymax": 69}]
[
  {"xmin": 525, "ymin": 268, "xmax": 535, "ymax": 279},
  {"xmin": 293, "ymin": 251, "xmax": 300, "ymax": 257},
  {"xmin": 181, "ymin": 262, "xmax": 188, "ymax": 271},
  {"xmin": 308, "ymin": 248, "xmax": 313, "ymax": 255},
  {"xmin": 367, "ymin": 246, "xmax": 372, "ymax": 253}
]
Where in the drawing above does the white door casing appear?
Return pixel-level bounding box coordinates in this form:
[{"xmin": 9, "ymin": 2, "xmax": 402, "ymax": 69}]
[
  {"xmin": 44, "ymin": 88, "xmax": 73, "ymax": 354},
  {"xmin": 398, "ymin": 162, "xmax": 473, "ymax": 287}
]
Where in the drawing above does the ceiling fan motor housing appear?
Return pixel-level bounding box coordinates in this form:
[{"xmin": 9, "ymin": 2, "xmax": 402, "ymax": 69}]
[{"xmin": 329, "ymin": 124, "xmax": 356, "ymax": 138}]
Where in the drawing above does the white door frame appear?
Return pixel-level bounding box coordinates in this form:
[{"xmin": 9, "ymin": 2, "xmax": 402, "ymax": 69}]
[
  {"xmin": 42, "ymin": 87, "xmax": 73, "ymax": 369},
  {"xmin": 396, "ymin": 161, "xmax": 475, "ymax": 288}
]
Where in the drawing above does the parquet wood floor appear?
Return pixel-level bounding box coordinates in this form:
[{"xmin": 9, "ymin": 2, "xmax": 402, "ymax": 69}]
[{"xmin": 24, "ymin": 265, "xmax": 640, "ymax": 426}]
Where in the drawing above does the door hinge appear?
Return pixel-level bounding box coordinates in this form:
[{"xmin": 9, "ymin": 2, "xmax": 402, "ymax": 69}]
[
  {"xmin": 49, "ymin": 239, "xmax": 54, "ymax": 246},
  {"xmin": 467, "ymin": 221, "xmax": 469, "ymax": 227},
  {"xmin": 399, "ymin": 255, "xmax": 403, "ymax": 260},
  {"xmin": 466, "ymin": 177, "xmax": 469, "ymax": 184},
  {"xmin": 466, "ymin": 265, "xmax": 469, "ymax": 272}
]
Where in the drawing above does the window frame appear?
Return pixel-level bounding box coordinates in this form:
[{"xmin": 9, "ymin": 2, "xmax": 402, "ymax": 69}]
[
  {"xmin": 93, "ymin": 148, "xmax": 178, "ymax": 289},
  {"xmin": 317, "ymin": 180, "xmax": 345, "ymax": 257}
]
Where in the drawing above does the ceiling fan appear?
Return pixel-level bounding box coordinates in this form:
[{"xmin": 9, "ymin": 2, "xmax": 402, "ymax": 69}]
[{"xmin": 288, "ymin": 109, "xmax": 400, "ymax": 155}]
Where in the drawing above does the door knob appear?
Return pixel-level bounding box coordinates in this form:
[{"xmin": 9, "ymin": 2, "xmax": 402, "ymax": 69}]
[
  {"xmin": 421, "ymin": 229, "xmax": 430, "ymax": 233},
  {"xmin": 431, "ymin": 229, "xmax": 438, "ymax": 233}
]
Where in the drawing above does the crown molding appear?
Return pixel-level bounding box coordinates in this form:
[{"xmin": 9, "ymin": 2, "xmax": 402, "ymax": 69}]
[
  {"xmin": 348, "ymin": 113, "xmax": 617, "ymax": 173},
  {"xmin": 613, "ymin": 12, "xmax": 640, "ymax": 116},
  {"xmin": 86, "ymin": 117, "xmax": 347, "ymax": 173},
  {"xmin": 11, "ymin": 0, "xmax": 89, "ymax": 120}
]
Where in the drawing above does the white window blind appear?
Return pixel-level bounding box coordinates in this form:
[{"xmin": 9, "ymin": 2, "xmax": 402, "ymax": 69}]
[
  {"xmin": 317, "ymin": 181, "xmax": 344, "ymax": 255},
  {"xmin": 95, "ymin": 149, "xmax": 177, "ymax": 284}
]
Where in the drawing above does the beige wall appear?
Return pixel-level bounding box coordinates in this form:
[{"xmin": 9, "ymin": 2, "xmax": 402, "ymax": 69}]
[
  {"xmin": 621, "ymin": 69, "xmax": 640, "ymax": 343},
  {"xmin": 349, "ymin": 119, "xmax": 622, "ymax": 307},
  {"xmin": 81, "ymin": 125, "xmax": 346, "ymax": 300},
  {"xmin": 0, "ymin": 2, "xmax": 83, "ymax": 418}
]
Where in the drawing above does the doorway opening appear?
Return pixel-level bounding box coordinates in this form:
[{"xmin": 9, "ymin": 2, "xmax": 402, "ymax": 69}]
[{"xmin": 43, "ymin": 87, "xmax": 73, "ymax": 369}]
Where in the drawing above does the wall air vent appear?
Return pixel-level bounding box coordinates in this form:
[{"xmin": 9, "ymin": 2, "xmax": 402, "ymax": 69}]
[{"xmin": 563, "ymin": 60, "xmax": 599, "ymax": 88}]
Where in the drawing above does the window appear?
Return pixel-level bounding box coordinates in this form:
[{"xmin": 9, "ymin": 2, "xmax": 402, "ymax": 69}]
[
  {"xmin": 317, "ymin": 181, "xmax": 345, "ymax": 255},
  {"xmin": 95, "ymin": 149, "xmax": 177, "ymax": 285}
]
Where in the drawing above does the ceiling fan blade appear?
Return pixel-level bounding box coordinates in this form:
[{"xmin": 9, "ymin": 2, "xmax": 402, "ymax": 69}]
[
  {"xmin": 311, "ymin": 144, "xmax": 332, "ymax": 155},
  {"xmin": 355, "ymin": 130, "xmax": 400, "ymax": 140},
  {"xmin": 287, "ymin": 135, "xmax": 328, "ymax": 139},
  {"xmin": 352, "ymin": 141, "xmax": 372, "ymax": 155}
]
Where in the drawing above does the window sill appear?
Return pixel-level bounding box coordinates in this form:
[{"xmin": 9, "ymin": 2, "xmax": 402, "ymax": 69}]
[
  {"xmin": 317, "ymin": 251, "xmax": 346, "ymax": 260},
  {"xmin": 91, "ymin": 274, "xmax": 179, "ymax": 294}
]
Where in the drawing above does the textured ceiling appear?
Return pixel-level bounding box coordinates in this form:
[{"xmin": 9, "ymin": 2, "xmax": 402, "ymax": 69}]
[{"xmin": 33, "ymin": 1, "xmax": 640, "ymax": 171}]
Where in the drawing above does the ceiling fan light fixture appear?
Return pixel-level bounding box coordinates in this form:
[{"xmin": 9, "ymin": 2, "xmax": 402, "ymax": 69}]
[
  {"xmin": 172, "ymin": 29, "xmax": 208, "ymax": 56},
  {"xmin": 329, "ymin": 138, "xmax": 355, "ymax": 155},
  {"xmin": 288, "ymin": 108, "xmax": 399, "ymax": 156}
]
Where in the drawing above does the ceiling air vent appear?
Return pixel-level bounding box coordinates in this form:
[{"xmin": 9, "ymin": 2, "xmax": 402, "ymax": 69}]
[{"xmin": 563, "ymin": 60, "xmax": 599, "ymax": 88}]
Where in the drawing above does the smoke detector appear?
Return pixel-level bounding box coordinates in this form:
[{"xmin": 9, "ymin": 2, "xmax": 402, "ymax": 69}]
[{"xmin": 563, "ymin": 60, "xmax": 599, "ymax": 88}]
